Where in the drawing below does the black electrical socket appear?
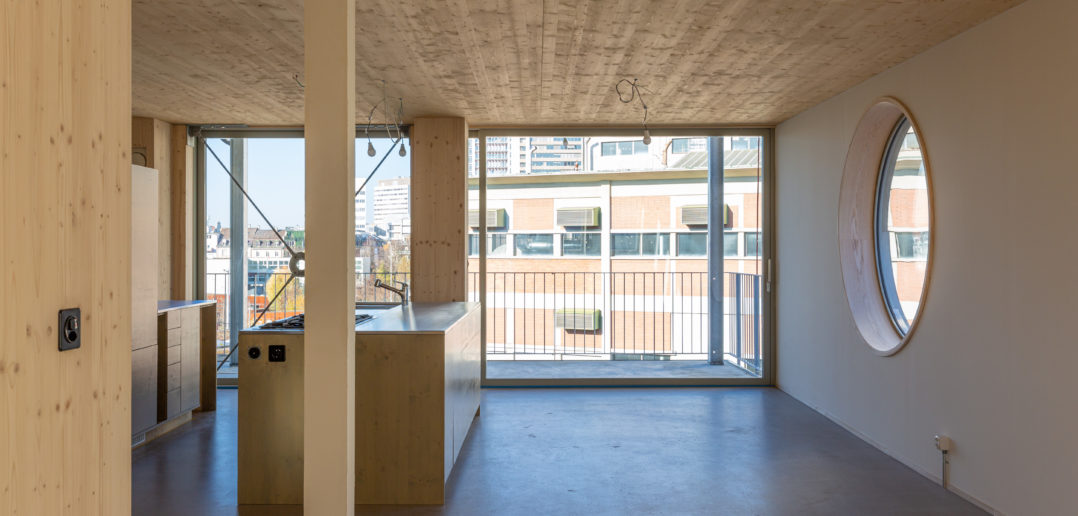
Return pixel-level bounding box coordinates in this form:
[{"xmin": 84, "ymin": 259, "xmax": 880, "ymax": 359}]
[
  {"xmin": 58, "ymin": 308, "xmax": 81, "ymax": 351},
  {"xmin": 248, "ymin": 346, "xmax": 261, "ymax": 359},
  {"xmin": 268, "ymin": 345, "xmax": 286, "ymax": 362}
]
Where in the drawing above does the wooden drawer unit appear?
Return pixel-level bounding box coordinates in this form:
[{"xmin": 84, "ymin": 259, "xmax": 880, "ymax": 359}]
[
  {"xmin": 166, "ymin": 326, "xmax": 181, "ymax": 347},
  {"xmin": 166, "ymin": 363, "xmax": 181, "ymax": 391},
  {"xmin": 166, "ymin": 309, "xmax": 183, "ymax": 329},
  {"xmin": 155, "ymin": 306, "xmax": 204, "ymax": 424},
  {"xmin": 132, "ymin": 346, "xmax": 158, "ymax": 434},
  {"xmin": 166, "ymin": 389, "xmax": 182, "ymax": 420},
  {"xmin": 167, "ymin": 343, "xmax": 182, "ymax": 365}
]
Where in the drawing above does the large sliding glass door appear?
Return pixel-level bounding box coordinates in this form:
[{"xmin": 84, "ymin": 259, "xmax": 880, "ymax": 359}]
[
  {"xmin": 470, "ymin": 129, "xmax": 772, "ymax": 385},
  {"xmin": 197, "ymin": 127, "xmax": 770, "ymax": 386}
]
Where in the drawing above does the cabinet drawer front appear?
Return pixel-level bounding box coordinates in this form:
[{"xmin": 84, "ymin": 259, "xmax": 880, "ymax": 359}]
[
  {"xmin": 167, "ymin": 363, "xmax": 181, "ymax": 391},
  {"xmin": 166, "ymin": 310, "xmax": 183, "ymax": 329},
  {"xmin": 167, "ymin": 344, "xmax": 182, "ymax": 365},
  {"xmin": 132, "ymin": 346, "xmax": 158, "ymax": 435},
  {"xmin": 167, "ymin": 327, "xmax": 181, "ymax": 348},
  {"xmin": 166, "ymin": 388, "xmax": 182, "ymax": 420}
]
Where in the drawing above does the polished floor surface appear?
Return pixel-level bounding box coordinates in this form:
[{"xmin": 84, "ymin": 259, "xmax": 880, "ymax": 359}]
[
  {"xmin": 486, "ymin": 359, "xmax": 756, "ymax": 379},
  {"xmin": 133, "ymin": 388, "xmax": 983, "ymax": 515}
]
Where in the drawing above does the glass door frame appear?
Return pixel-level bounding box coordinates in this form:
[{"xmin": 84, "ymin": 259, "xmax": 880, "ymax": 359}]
[
  {"xmin": 472, "ymin": 127, "xmax": 775, "ymax": 387},
  {"xmin": 194, "ymin": 126, "xmax": 411, "ymax": 386}
]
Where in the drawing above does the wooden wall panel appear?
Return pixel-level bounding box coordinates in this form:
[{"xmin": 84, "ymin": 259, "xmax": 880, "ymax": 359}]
[
  {"xmin": 410, "ymin": 117, "xmax": 469, "ymax": 303},
  {"xmin": 0, "ymin": 0, "xmax": 132, "ymax": 514},
  {"xmin": 170, "ymin": 125, "xmax": 194, "ymax": 299},
  {"xmin": 131, "ymin": 116, "xmax": 173, "ymax": 298}
]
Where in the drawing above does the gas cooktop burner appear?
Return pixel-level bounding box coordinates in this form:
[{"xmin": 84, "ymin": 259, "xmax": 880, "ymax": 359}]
[{"xmin": 259, "ymin": 313, "xmax": 374, "ymax": 330}]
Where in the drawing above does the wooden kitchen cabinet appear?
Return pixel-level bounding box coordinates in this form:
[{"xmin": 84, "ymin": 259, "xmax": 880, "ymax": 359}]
[
  {"xmin": 156, "ymin": 305, "xmax": 202, "ymax": 422},
  {"xmin": 238, "ymin": 303, "xmax": 481, "ymax": 506}
]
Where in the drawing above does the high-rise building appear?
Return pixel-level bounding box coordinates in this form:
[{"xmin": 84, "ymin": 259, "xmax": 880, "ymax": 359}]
[
  {"xmin": 355, "ymin": 189, "xmax": 367, "ymax": 233},
  {"xmin": 373, "ymin": 177, "xmax": 410, "ymax": 238},
  {"xmin": 525, "ymin": 136, "xmax": 583, "ymax": 174}
]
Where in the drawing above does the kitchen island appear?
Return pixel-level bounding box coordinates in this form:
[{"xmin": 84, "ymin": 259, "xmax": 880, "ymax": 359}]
[{"xmin": 237, "ymin": 302, "xmax": 481, "ymax": 506}]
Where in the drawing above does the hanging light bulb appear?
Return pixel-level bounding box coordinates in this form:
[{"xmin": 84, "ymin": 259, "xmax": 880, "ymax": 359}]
[
  {"xmin": 642, "ymin": 127, "xmax": 652, "ymax": 145},
  {"xmin": 399, "ymin": 141, "xmax": 407, "ymax": 157},
  {"xmin": 367, "ymin": 140, "xmax": 376, "ymax": 157}
]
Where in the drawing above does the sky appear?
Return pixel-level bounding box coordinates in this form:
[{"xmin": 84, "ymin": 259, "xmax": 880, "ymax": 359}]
[{"xmin": 205, "ymin": 137, "xmax": 412, "ymax": 230}]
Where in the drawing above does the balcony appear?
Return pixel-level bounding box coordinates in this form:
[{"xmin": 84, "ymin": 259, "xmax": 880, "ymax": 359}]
[{"xmin": 207, "ymin": 271, "xmax": 762, "ymax": 380}]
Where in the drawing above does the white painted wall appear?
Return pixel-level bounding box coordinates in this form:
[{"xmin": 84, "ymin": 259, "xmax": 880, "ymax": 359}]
[{"xmin": 774, "ymin": 0, "xmax": 1078, "ymax": 514}]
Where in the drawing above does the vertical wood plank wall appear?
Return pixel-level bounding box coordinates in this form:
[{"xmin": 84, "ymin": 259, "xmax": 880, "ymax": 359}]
[
  {"xmin": 410, "ymin": 117, "xmax": 469, "ymax": 302},
  {"xmin": 170, "ymin": 126, "xmax": 194, "ymax": 299},
  {"xmin": 130, "ymin": 118, "xmax": 195, "ymax": 300},
  {"xmin": 0, "ymin": 0, "xmax": 133, "ymax": 514},
  {"xmin": 131, "ymin": 117, "xmax": 173, "ymax": 298}
]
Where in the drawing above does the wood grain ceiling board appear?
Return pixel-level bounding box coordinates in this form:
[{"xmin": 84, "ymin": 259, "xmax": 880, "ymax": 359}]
[{"xmin": 133, "ymin": 0, "xmax": 1025, "ymax": 126}]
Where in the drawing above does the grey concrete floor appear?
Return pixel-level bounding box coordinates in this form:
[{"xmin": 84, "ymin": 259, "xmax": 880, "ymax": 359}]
[
  {"xmin": 486, "ymin": 359, "xmax": 756, "ymax": 379},
  {"xmin": 133, "ymin": 388, "xmax": 983, "ymax": 516}
]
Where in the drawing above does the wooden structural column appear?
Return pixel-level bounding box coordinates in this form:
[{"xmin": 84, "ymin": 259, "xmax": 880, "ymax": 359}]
[
  {"xmin": 303, "ymin": 0, "xmax": 356, "ymax": 513},
  {"xmin": 410, "ymin": 117, "xmax": 469, "ymax": 302}
]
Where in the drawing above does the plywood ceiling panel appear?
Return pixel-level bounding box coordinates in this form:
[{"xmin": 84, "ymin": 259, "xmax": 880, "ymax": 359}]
[{"xmin": 133, "ymin": 0, "xmax": 1025, "ymax": 126}]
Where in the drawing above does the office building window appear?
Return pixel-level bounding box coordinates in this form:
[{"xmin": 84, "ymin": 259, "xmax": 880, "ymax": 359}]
[
  {"xmin": 893, "ymin": 231, "xmax": 929, "ymax": 260},
  {"xmin": 612, "ymin": 233, "xmax": 670, "ymax": 256},
  {"xmin": 470, "ymin": 233, "xmax": 510, "ymax": 257},
  {"xmin": 468, "ymin": 234, "xmax": 479, "ymax": 256},
  {"xmin": 514, "ymin": 234, "xmax": 554, "ymax": 256},
  {"xmin": 489, "ymin": 234, "xmax": 509, "ymax": 256},
  {"xmin": 562, "ymin": 233, "xmax": 601, "ymax": 256},
  {"xmin": 723, "ymin": 232, "xmax": 739, "ymax": 257},
  {"xmin": 745, "ymin": 232, "xmax": 761, "ymax": 257},
  {"xmin": 677, "ymin": 232, "xmax": 707, "ymax": 256}
]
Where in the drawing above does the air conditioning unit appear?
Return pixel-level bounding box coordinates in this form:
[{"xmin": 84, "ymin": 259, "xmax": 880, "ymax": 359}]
[
  {"xmin": 556, "ymin": 207, "xmax": 600, "ymax": 227},
  {"xmin": 679, "ymin": 204, "xmax": 730, "ymax": 226},
  {"xmin": 467, "ymin": 208, "xmax": 506, "ymax": 228},
  {"xmin": 554, "ymin": 309, "xmax": 601, "ymax": 331},
  {"xmin": 679, "ymin": 205, "xmax": 708, "ymax": 225}
]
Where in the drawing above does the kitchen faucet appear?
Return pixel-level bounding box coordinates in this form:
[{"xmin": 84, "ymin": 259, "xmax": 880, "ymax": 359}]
[{"xmin": 374, "ymin": 279, "xmax": 410, "ymax": 305}]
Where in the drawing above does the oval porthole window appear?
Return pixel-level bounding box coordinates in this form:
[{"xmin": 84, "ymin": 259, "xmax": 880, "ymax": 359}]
[
  {"xmin": 875, "ymin": 118, "xmax": 929, "ymax": 335},
  {"xmin": 838, "ymin": 98, "xmax": 932, "ymax": 355}
]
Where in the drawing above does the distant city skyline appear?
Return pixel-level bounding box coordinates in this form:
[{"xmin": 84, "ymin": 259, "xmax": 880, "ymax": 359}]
[{"xmin": 205, "ymin": 137, "xmax": 411, "ymax": 229}]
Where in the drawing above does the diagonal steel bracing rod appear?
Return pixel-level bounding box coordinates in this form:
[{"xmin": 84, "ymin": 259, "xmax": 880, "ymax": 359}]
[{"xmin": 206, "ymin": 141, "xmax": 297, "ymax": 256}]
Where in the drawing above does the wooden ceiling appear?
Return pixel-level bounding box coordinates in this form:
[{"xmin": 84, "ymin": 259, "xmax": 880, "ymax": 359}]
[{"xmin": 132, "ymin": 0, "xmax": 1024, "ymax": 127}]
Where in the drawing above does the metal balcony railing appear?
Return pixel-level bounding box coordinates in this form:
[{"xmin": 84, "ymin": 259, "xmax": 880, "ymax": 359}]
[{"xmin": 472, "ymin": 271, "xmax": 761, "ymax": 374}]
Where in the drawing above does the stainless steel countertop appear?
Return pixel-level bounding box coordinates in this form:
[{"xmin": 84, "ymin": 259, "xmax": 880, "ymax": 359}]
[
  {"xmin": 157, "ymin": 299, "xmax": 216, "ymax": 313},
  {"xmin": 238, "ymin": 302, "xmax": 479, "ymax": 335}
]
